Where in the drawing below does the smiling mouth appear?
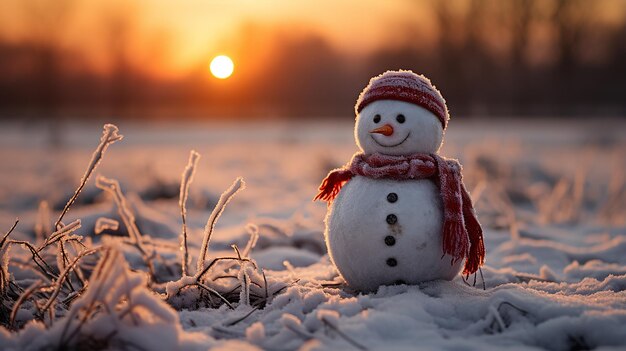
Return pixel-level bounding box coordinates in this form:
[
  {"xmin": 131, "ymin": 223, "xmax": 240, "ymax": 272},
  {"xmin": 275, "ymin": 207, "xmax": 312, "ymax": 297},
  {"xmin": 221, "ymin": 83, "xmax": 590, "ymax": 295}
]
[{"xmin": 371, "ymin": 132, "xmax": 411, "ymax": 147}]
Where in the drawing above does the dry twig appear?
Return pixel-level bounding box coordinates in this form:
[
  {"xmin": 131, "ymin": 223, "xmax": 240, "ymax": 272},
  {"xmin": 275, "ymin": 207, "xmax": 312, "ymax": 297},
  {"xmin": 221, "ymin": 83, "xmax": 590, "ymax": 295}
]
[
  {"xmin": 321, "ymin": 317, "xmax": 368, "ymax": 350},
  {"xmin": 96, "ymin": 176, "xmax": 156, "ymax": 280},
  {"xmin": 197, "ymin": 178, "xmax": 245, "ymax": 274},
  {"xmin": 179, "ymin": 150, "xmax": 200, "ymax": 277},
  {"xmin": 9, "ymin": 279, "xmax": 43, "ymax": 329},
  {"xmin": 55, "ymin": 124, "xmax": 123, "ymax": 230}
]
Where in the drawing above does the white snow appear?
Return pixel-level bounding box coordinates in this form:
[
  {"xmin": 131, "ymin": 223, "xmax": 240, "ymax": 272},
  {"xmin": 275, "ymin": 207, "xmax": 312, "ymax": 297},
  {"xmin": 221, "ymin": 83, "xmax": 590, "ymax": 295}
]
[{"xmin": 0, "ymin": 118, "xmax": 625, "ymax": 350}]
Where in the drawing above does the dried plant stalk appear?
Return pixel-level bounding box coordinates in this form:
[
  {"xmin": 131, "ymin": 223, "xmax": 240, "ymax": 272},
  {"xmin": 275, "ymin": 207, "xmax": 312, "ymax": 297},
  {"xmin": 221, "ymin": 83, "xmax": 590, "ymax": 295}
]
[
  {"xmin": 242, "ymin": 224, "xmax": 259, "ymax": 258},
  {"xmin": 0, "ymin": 219, "xmax": 18, "ymax": 248},
  {"xmin": 179, "ymin": 150, "xmax": 200, "ymax": 276},
  {"xmin": 9, "ymin": 279, "xmax": 43, "ymax": 329},
  {"xmin": 94, "ymin": 218, "xmax": 120, "ymax": 235},
  {"xmin": 35, "ymin": 201, "xmax": 51, "ymax": 242},
  {"xmin": 96, "ymin": 177, "xmax": 143, "ymax": 247},
  {"xmin": 1, "ymin": 219, "xmax": 19, "ymax": 294},
  {"xmin": 96, "ymin": 176, "xmax": 155, "ymax": 279},
  {"xmin": 55, "ymin": 124, "xmax": 123, "ymax": 230},
  {"xmin": 320, "ymin": 316, "xmax": 368, "ymax": 350},
  {"xmin": 7, "ymin": 240, "xmax": 57, "ymax": 280},
  {"xmin": 38, "ymin": 220, "xmax": 81, "ymax": 252},
  {"xmin": 40, "ymin": 248, "xmax": 99, "ymax": 318},
  {"xmin": 196, "ymin": 177, "xmax": 245, "ymax": 274}
]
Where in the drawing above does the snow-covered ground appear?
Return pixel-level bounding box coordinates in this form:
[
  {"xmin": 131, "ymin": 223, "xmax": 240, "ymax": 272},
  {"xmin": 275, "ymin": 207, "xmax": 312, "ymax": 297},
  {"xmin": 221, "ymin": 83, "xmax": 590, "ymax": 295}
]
[{"xmin": 0, "ymin": 118, "xmax": 625, "ymax": 350}]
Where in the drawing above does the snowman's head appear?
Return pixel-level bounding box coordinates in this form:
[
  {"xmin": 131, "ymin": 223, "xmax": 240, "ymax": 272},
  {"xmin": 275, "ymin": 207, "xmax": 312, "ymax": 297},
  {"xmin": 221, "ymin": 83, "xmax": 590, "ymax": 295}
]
[
  {"xmin": 353, "ymin": 70, "xmax": 449, "ymax": 156},
  {"xmin": 355, "ymin": 100, "xmax": 444, "ymax": 155}
]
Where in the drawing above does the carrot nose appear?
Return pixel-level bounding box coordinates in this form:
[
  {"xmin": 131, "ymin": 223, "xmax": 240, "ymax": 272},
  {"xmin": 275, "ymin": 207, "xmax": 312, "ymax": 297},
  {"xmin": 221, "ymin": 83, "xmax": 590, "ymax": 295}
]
[{"xmin": 370, "ymin": 124, "xmax": 394, "ymax": 136}]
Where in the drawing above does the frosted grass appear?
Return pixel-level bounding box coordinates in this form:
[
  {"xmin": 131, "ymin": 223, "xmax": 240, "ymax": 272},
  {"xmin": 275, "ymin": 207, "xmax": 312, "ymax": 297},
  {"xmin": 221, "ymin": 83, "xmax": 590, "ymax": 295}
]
[
  {"xmin": 55, "ymin": 124, "xmax": 123, "ymax": 230},
  {"xmin": 179, "ymin": 150, "xmax": 200, "ymax": 276},
  {"xmin": 196, "ymin": 177, "xmax": 245, "ymax": 274}
]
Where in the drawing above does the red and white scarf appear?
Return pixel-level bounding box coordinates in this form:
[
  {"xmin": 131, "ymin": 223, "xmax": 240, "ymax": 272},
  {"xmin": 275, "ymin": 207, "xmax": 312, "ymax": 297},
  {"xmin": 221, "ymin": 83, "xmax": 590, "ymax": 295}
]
[{"xmin": 315, "ymin": 152, "xmax": 485, "ymax": 275}]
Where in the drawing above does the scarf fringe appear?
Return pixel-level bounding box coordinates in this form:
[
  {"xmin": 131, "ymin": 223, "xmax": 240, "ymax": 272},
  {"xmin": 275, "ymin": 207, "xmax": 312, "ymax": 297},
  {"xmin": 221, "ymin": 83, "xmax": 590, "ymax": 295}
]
[
  {"xmin": 314, "ymin": 169, "xmax": 353, "ymax": 202},
  {"xmin": 442, "ymin": 219, "xmax": 469, "ymax": 265},
  {"xmin": 461, "ymin": 188, "xmax": 485, "ymax": 275}
]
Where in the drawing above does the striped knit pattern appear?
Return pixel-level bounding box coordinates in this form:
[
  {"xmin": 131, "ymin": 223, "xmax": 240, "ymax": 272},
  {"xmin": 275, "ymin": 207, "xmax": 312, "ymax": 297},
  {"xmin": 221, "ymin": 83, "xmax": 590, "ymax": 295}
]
[{"xmin": 355, "ymin": 70, "xmax": 449, "ymax": 129}]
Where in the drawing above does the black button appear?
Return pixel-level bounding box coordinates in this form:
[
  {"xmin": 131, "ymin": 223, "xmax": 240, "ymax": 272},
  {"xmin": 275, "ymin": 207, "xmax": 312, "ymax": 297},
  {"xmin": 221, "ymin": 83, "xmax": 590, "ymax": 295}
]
[
  {"xmin": 384, "ymin": 236, "xmax": 396, "ymax": 246},
  {"xmin": 386, "ymin": 214, "xmax": 398, "ymax": 225},
  {"xmin": 395, "ymin": 280, "xmax": 406, "ymax": 285},
  {"xmin": 386, "ymin": 258, "xmax": 398, "ymax": 267},
  {"xmin": 387, "ymin": 192, "xmax": 398, "ymax": 203}
]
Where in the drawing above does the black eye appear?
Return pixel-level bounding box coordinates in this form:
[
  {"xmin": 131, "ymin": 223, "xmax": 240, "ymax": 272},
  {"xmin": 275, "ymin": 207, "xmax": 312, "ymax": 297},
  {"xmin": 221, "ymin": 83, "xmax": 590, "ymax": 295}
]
[
  {"xmin": 373, "ymin": 114, "xmax": 381, "ymax": 123},
  {"xmin": 396, "ymin": 114, "xmax": 405, "ymax": 123}
]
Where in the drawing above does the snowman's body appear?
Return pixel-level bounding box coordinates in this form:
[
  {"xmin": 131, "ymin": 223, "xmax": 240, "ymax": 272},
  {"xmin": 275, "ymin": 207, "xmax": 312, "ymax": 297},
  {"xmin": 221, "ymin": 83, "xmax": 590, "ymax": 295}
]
[
  {"xmin": 326, "ymin": 176, "xmax": 463, "ymax": 292},
  {"xmin": 321, "ymin": 90, "xmax": 465, "ymax": 291}
]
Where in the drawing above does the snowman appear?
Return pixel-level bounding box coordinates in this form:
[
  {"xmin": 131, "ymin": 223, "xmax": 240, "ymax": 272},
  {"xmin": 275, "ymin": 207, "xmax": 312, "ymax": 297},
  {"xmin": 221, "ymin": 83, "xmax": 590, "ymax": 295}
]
[{"xmin": 315, "ymin": 70, "xmax": 485, "ymax": 292}]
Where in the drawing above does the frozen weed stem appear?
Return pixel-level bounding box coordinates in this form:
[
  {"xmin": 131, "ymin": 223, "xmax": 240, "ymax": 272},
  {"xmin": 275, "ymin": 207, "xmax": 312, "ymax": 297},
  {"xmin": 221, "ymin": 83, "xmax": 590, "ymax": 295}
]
[
  {"xmin": 38, "ymin": 220, "xmax": 82, "ymax": 252},
  {"xmin": 55, "ymin": 124, "xmax": 123, "ymax": 230},
  {"xmin": 9, "ymin": 279, "xmax": 42, "ymax": 329},
  {"xmin": 36, "ymin": 220, "xmax": 88, "ymax": 292},
  {"xmin": 94, "ymin": 218, "xmax": 120, "ymax": 235},
  {"xmin": 35, "ymin": 201, "xmax": 51, "ymax": 242},
  {"xmin": 40, "ymin": 248, "xmax": 99, "ymax": 323},
  {"xmin": 96, "ymin": 176, "xmax": 156, "ymax": 280},
  {"xmin": 196, "ymin": 177, "xmax": 245, "ymax": 274},
  {"xmin": 0, "ymin": 219, "xmax": 19, "ymax": 295},
  {"xmin": 179, "ymin": 150, "xmax": 200, "ymax": 277}
]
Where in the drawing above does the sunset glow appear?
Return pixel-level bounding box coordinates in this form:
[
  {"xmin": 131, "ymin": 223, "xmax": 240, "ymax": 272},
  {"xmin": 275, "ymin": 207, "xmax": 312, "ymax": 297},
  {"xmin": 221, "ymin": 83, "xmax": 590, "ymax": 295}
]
[
  {"xmin": 210, "ymin": 55, "xmax": 234, "ymax": 79},
  {"xmin": 0, "ymin": 0, "xmax": 624, "ymax": 118}
]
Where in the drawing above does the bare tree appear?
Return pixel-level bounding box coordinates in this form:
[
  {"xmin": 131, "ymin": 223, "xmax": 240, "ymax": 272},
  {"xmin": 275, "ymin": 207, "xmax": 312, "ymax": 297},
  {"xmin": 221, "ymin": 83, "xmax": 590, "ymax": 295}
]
[
  {"xmin": 103, "ymin": 5, "xmax": 136, "ymax": 117},
  {"xmin": 19, "ymin": 0, "xmax": 76, "ymax": 147},
  {"xmin": 552, "ymin": 0, "xmax": 593, "ymax": 73}
]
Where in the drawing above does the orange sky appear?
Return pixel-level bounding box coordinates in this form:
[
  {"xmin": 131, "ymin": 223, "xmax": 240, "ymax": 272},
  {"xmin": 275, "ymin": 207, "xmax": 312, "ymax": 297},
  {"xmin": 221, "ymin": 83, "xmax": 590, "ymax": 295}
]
[
  {"xmin": 0, "ymin": 0, "xmax": 624, "ymax": 78},
  {"xmin": 0, "ymin": 0, "xmax": 435, "ymax": 77}
]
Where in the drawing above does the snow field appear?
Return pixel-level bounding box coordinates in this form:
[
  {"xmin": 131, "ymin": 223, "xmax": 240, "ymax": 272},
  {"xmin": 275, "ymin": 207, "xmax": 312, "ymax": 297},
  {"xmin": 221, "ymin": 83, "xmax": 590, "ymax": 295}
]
[{"xmin": 0, "ymin": 119, "xmax": 625, "ymax": 350}]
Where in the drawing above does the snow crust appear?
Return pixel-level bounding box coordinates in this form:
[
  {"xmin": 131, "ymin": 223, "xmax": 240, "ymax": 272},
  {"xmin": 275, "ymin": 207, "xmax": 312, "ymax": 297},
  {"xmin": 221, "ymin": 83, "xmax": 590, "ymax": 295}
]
[{"xmin": 0, "ymin": 119, "xmax": 625, "ymax": 350}]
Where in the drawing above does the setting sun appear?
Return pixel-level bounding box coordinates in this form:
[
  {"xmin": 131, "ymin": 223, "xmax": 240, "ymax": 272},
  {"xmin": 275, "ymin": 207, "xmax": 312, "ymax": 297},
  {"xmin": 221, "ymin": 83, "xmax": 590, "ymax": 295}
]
[{"xmin": 210, "ymin": 55, "xmax": 234, "ymax": 79}]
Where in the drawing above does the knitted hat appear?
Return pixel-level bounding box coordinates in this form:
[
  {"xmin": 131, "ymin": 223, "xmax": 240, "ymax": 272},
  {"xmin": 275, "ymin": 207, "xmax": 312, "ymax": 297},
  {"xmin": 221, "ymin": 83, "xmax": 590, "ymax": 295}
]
[{"xmin": 355, "ymin": 70, "xmax": 449, "ymax": 129}]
